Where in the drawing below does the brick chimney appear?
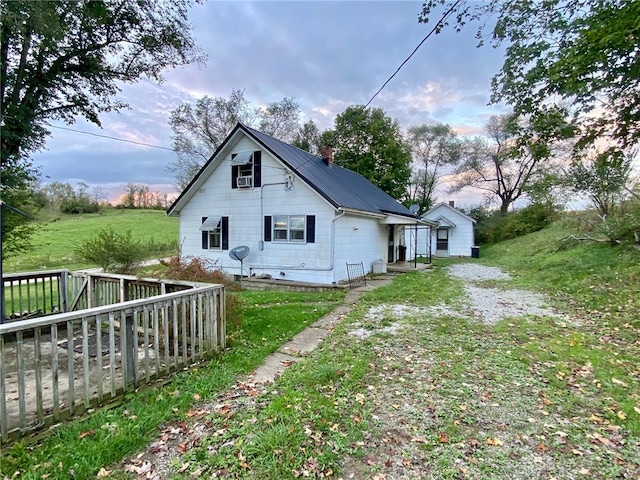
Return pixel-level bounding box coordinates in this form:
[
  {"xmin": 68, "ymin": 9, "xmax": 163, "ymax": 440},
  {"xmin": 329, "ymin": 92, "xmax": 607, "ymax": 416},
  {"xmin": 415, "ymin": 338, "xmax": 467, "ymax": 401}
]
[
  {"xmin": 321, "ymin": 146, "xmax": 333, "ymax": 166},
  {"xmin": 449, "ymin": 201, "xmax": 455, "ymax": 207}
]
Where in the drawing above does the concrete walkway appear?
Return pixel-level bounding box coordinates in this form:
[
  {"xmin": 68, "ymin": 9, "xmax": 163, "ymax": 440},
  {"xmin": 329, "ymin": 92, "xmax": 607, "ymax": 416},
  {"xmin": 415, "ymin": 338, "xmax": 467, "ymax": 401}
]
[{"xmin": 250, "ymin": 274, "xmax": 397, "ymax": 383}]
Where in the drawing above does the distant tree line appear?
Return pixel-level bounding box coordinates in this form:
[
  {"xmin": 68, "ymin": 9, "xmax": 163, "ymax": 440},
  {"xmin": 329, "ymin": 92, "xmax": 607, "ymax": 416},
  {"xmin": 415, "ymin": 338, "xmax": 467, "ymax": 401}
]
[
  {"xmin": 32, "ymin": 181, "xmax": 173, "ymax": 217},
  {"xmin": 118, "ymin": 183, "xmax": 172, "ymax": 210}
]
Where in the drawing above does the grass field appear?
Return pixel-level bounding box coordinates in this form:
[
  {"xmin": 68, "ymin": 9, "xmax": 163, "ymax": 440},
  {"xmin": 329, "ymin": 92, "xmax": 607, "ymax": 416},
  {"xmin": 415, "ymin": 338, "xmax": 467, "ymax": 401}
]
[{"xmin": 3, "ymin": 209, "xmax": 179, "ymax": 273}]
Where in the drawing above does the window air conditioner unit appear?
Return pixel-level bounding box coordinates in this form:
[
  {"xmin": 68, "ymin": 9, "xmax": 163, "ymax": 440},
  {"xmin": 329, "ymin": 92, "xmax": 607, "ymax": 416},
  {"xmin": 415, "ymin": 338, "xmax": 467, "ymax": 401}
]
[{"xmin": 237, "ymin": 176, "xmax": 253, "ymax": 188}]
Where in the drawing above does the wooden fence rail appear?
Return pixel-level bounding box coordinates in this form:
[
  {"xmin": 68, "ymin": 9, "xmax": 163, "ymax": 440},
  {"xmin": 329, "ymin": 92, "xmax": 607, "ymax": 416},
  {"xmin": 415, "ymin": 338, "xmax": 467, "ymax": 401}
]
[
  {"xmin": 0, "ymin": 279, "xmax": 225, "ymax": 444},
  {"xmin": 2, "ymin": 270, "xmax": 69, "ymax": 320}
]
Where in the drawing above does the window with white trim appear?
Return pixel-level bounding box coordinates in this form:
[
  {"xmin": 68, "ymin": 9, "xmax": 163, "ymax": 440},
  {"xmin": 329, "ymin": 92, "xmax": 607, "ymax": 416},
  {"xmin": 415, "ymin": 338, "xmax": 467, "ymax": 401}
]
[
  {"xmin": 231, "ymin": 151, "xmax": 262, "ymax": 189},
  {"xmin": 273, "ymin": 215, "xmax": 306, "ymax": 242},
  {"xmin": 201, "ymin": 216, "xmax": 229, "ymax": 250},
  {"xmin": 263, "ymin": 215, "xmax": 315, "ymax": 243}
]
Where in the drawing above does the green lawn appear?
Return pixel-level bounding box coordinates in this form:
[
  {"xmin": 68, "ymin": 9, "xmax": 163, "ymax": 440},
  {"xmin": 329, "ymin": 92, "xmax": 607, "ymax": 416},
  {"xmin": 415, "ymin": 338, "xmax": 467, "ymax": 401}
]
[{"xmin": 3, "ymin": 209, "xmax": 178, "ymax": 273}]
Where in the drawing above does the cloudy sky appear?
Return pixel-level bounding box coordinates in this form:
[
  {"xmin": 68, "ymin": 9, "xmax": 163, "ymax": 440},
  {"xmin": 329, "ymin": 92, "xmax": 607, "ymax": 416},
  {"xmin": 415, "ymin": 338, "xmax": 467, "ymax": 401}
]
[{"xmin": 33, "ymin": 1, "xmax": 508, "ymax": 205}]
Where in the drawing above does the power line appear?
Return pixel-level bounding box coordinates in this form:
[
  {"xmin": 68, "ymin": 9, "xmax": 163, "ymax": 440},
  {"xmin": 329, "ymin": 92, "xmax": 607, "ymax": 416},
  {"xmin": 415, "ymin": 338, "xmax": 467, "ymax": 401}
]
[
  {"xmin": 45, "ymin": 123, "xmax": 176, "ymax": 152},
  {"xmin": 362, "ymin": 0, "xmax": 462, "ymax": 111},
  {"xmin": 11, "ymin": 3, "xmax": 460, "ymax": 179},
  {"xmin": 293, "ymin": 0, "xmax": 462, "ymax": 173}
]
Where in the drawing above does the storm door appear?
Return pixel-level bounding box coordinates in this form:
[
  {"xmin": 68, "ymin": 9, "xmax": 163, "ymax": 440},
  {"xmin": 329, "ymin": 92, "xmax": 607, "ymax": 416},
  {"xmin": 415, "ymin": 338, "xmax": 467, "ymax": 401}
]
[
  {"xmin": 436, "ymin": 228, "xmax": 449, "ymax": 257},
  {"xmin": 388, "ymin": 226, "xmax": 395, "ymax": 262}
]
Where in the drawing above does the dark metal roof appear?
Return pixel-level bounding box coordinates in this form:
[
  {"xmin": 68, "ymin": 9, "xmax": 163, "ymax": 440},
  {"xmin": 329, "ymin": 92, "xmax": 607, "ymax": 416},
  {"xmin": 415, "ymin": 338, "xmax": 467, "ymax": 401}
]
[{"xmin": 242, "ymin": 124, "xmax": 416, "ymax": 218}]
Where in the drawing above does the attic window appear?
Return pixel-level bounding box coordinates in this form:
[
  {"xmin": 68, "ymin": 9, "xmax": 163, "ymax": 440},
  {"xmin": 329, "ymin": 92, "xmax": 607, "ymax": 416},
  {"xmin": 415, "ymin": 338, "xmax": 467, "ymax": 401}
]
[{"xmin": 232, "ymin": 151, "xmax": 262, "ymax": 189}]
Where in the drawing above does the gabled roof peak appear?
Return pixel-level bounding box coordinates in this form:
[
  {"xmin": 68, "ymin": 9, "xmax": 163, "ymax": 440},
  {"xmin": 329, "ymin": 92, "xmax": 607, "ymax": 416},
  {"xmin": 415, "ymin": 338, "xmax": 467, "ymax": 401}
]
[{"xmin": 168, "ymin": 123, "xmax": 417, "ymax": 220}]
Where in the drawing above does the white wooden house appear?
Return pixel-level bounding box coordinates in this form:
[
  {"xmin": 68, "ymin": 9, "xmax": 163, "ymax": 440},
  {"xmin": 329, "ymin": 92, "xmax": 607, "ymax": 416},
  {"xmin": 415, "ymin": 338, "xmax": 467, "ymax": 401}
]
[
  {"xmin": 409, "ymin": 202, "xmax": 476, "ymax": 258},
  {"xmin": 167, "ymin": 123, "xmax": 428, "ymax": 284}
]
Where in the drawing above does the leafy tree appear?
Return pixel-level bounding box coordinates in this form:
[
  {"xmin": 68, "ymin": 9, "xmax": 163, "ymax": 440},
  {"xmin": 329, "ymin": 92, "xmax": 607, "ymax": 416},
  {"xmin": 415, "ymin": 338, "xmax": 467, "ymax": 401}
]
[
  {"xmin": 406, "ymin": 123, "xmax": 461, "ymax": 213},
  {"xmin": 121, "ymin": 183, "xmax": 138, "ymax": 209},
  {"xmin": 292, "ymin": 119, "xmax": 323, "ymax": 155},
  {"xmin": 168, "ymin": 90, "xmax": 301, "ymax": 189},
  {"xmin": 566, "ymin": 150, "xmax": 635, "ymax": 217},
  {"xmin": 419, "ymin": 0, "xmax": 640, "ymax": 158},
  {"xmin": 168, "ymin": 89, "xmax": 253, "ymax": 188},
  {"xmin": 451, "ymin": 113, "xmax": 569, "ymax": 213},
  {"xmin": 0, "ymin": 0, "xmax": 203, "ymax": 252},
  {"xmin": 324, "ymin": 106, "xmax": 412, "ymax": 200},
  {"xmin": 257, "ymin": 97, "xmax": 300, "ymax": 143},
  {"xmin": 37, "ymin": 181, "xmax": 101, "ymax": 215}
]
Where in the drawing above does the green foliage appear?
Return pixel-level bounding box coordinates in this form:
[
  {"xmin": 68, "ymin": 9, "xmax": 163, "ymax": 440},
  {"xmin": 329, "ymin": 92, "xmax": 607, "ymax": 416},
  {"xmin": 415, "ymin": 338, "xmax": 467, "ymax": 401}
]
[
  {"xmin": 0, "ymin": 289, "xmax": 343, "ymax": 479},
  {"xmin": 1, "ymin": 0, "xmax": 203, "ymax": 164},
  {"xmin": 3, "ymin": 209, "xmax": 178, "ymax": 273},
  {"xmin": 0, "ymin": 0, "xmax": 202, "ymax": 254},
  {"xmin": 291, "ymin": 119, "xmax": 322, "ymax": 155},
  {"xmin": 1, "ymin": 159, "xmax": 40, "ymax": 259},
  {"xmin": 453, "ymin": 113, "xmax": 570, "ymax": 213},
  {"xmin": 419, "ymin": 0, "xmax": 640, "ymax": 158},
  {"xmin": 563, "ymin": 201, "xmax": 640, "ymax": 246},
  {"xmin": 159, "ymin": 256, "xmax": 227, "ymax": 284},
  {"xmin": 75, "ymin": 227, "xmax": 144, "ymax": 274},
  {"xmin": 406, "ymin": 123, "xmax": 461, "ymax": 213},
  {"xmin": 475, "ymin": 203, "xmax": 557, "ymax": 244},
  {"xmin": 324, "ymin": 105, "xmax": 412, "ymax": 200},
  {"xmin": 567, "ymin": 150, "xmax": 635, "ymax": 217}
]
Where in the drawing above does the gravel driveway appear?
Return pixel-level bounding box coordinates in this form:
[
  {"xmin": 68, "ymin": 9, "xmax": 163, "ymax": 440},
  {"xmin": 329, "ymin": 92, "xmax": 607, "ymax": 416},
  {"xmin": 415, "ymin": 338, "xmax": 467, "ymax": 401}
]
[{"xmin": 446, "ymin": 263, "xmax": 566, "ymax": 325}]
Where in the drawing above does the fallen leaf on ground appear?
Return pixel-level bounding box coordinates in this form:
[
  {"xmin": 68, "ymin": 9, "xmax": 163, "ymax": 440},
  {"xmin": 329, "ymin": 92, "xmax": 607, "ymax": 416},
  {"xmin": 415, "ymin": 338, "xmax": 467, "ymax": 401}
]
[
  {"xmin": 485, "ymin": 437, "xmax": 503, "ymax": 446},
  {"xmin": 611, "ymin": 378, "xmax": 628, "ymax": 388}
]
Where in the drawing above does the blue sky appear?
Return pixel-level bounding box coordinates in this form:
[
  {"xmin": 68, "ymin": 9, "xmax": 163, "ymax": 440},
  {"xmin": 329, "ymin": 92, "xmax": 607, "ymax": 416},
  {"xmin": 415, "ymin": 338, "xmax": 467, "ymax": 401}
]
[{"xmin": 33, "ymin": 1, "xmax": 507, "ymax": 204}]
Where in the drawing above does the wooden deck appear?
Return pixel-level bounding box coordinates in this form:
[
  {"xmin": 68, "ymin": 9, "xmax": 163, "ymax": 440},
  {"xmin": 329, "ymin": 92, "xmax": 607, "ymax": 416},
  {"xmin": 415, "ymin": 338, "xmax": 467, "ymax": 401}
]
[{"xmin": 1, "ymin": 271, "xmax": 226, "ymax": 444}]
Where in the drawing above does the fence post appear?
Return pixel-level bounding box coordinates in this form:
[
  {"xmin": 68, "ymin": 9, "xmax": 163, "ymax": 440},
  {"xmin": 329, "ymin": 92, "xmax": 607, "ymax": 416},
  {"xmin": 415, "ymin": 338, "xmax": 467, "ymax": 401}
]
[
  {"xmin": 60, "ymin": 271, "xmax": 69, "ymax": 313},
  {"xmin": 87, "ymin": 274, "xmax": 94, "ymax": 309},
  {"xmin": 124, "ymin": 312, "xmax": 136, "ymax": 385}
]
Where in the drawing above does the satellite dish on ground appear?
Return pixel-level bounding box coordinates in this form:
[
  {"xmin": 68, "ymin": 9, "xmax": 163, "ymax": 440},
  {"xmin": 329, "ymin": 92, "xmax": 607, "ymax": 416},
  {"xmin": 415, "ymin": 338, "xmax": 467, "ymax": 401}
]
[
  {"xmin": 229, "ymin": 246, "xmax": 250, "ymax": 287},
  {"xmin": 409, "ymin": 204, "xmax": 420, "ymax": 214}
]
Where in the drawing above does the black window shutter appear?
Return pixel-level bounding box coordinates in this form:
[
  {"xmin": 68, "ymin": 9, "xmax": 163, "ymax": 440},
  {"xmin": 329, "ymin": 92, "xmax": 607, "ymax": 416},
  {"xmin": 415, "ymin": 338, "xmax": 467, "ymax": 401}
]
[
  {"xmin": 231, "ymin": 165, "xmax": 239, "ymax": 189},
  {"xmin": 306, "ymin": 215, "xmax": 315, "ymax": 243},
  {"xmin": 264, "ymin": 215, "xmax": 272, "ymax": 241},
  {"xmin": 222, "ymin": 216, "xmax": 229, "ymax": 250},
  {"xmin": 201, "ymin": 217, "xmax": 208, "ymax": 249},
  {"xmin": 253, "ymin": 151, "xmax": 262, "ymax": 187}
]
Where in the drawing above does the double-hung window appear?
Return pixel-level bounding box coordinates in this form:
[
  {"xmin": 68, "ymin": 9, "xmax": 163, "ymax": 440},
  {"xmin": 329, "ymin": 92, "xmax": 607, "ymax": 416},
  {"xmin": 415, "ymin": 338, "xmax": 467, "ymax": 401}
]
[
  {"xmin": 273, "ymin": 215, "xmax": 305, "ymax": 242},
  {"xmin": 264, "ymin": 215, "xmax": 315, "ymax": 243},
  {"xmin": 231, "ymin": 151, "xmax": 262, "ymax": 189}
]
